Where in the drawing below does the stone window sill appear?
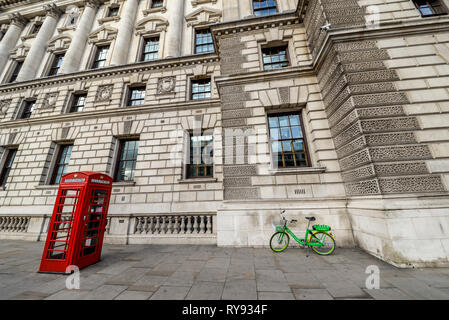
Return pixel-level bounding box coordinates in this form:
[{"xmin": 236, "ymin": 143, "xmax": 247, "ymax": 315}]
[
  {"xmin": 178, "ymin": 178, "xmax": 218, "ymax": 184},
  {"xmin": 35, "ymin": 185, "xmax": 59, "ymax": 190},
  {"xmin": 113, "ymin": 181, "xmax": 136, "ymax": 186},
  {"xmin": 99, "ymin": 16, "xmax": 121, "ymax": 25},
  {"xmin": 268, "ymin": 167, "xmax": 326, "ymax": 175},
  {"xmin": 143, "ymin": 7, "xmax": 167, "ymax": 15}
]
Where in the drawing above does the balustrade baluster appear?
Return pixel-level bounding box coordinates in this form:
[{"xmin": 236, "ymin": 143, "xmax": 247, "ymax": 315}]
[
  {"xmin": 174, "ymin": 216, "xmax": 179, "ymax": 234},
  {"xmin": 199, "ymin": 216, "xmax": 205, "ymax": 234},
  {"xmin": 155, "ymin": 216, "xmax": 160, "ymax": 234},
  {"xmin": 161, "ymin": 216, "xmax": 167, "ymax": 234},
  {"xmin": 135, "ymin": 217, "xmax": 143, "ymax": 234},
  {"xmin": 192, "ymin": 216, "xmax": 198, "ymax": 234},
  {"xmin": 5, "ymin": 217, "xmax": 12, "ymax": 232},
  {"xmin": 143, "ymin": 217, "xmax": 149, "ymax": 234},
  {"xmin": 181, "ymin": 216, "xmax": 186, "ymax": 234},
  {"xmin": 167, "ymin": 216, "xmax": 173, "ymax": 234},
  {"xmin": 186, "ymin": 216, "xmax": 192, "ymax": 234},
  {"xmin": 148, "ymin": 216, "xmax": 154, "ymax": 234},
  {"xmin": 207, "ymin": 215, "xmax": 212, "ymax": 234}
]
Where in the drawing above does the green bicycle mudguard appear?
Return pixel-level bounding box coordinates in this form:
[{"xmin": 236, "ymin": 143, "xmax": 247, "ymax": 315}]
[{"xmin": 313, "ymin": 224, "xmax": 331, "ymax": 231}]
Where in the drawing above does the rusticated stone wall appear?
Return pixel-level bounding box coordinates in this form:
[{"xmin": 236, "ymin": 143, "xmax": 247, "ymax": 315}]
[{"xmin": 306, "ymin": 0, "xmax": 448, "ymax": 196}]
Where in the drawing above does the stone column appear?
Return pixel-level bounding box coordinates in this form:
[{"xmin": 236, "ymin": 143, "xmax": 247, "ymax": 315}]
[
  {"xmin": 60, "ymin": 0, "xmax": 99, "ymax": 74},
  {"xmin": 16, "ymin": 4, "xmax": 62, "ymax": 81},
  {"xmin": 164, "ymin": 0, "xmax": 185, "ymax": 58},
  {"xmin": 0, "ymin": 13, "xmax": 27, "ymax": 74},
  {"xmin": 239, "ymin": 0, "xmax": 253, "ymax": 19},
  {"xmin": 110, "ymin": 0, "xmax": 139, "ymax": 66},
  {"xmin": 223, "ymin": 0, "xmax": 239, "ymax": 21}
]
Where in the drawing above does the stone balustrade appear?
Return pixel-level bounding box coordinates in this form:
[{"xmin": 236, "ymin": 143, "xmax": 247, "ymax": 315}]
[
  {"xmin": 133, "ymin": 214, "xmax": 214, "ymax": 235},
  {"xmin": 0, "ymin": 216, "xmax": 30, "ymax": 232}
]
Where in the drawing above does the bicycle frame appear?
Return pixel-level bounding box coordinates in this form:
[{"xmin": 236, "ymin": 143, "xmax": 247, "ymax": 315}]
[{"xmin": 275, "ymin": 220, "xmax": 325, "ymax": 247}]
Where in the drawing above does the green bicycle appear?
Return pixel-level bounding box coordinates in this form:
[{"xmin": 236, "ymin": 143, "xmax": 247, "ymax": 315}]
[{"xmin": 270, "ymin": 210, "xmax": 336, "ymax": 255}]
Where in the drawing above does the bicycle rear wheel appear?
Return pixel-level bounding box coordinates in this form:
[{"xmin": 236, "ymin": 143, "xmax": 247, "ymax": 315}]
[
  {"xmin": 269, "ymin": 231, "xmax": 290, "ymax": 252},
  {"xmin": 309, "ymin": 231, "xmax": 335, "ymax": 255}
]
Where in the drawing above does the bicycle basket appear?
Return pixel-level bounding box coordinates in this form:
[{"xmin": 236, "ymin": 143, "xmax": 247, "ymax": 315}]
[{"xmin": 313, "ymin": 224, "xmax": 331, "ymax": 231}]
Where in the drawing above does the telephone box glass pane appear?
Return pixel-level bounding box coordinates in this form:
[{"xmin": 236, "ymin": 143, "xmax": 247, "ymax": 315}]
[
  {"xmin": 46, "ymin": 189, "xmax": 80, "ymax": 260},
  {"xmin": 80, "ymin": 189, "xmax": 108, "ymax": 257}
]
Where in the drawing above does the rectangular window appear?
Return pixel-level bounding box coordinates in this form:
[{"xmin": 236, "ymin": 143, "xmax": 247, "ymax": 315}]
[
  {"xmin": 92, "ymin": 45, "xmax": 109, "ymax": 69},
  {"xmin": 20, "ymin": 100, "xmax": 36, "ymax": 119},
  {"xmin": 191, "ymin": 78, "xmax": 211, "ymax": 100},
  {"xmin": 48, "ymin": 53, "xmax": 64, "ymax": 76},
  {"xmin": 151, "ymin": 0, "xmax": 163, "ymax": 8},
  {"xmin": 69, "ymin": 93, "xmax": 87, "ymax": 113},
  {"xmin": 141, "ymin": 37, "xmax": 159, "ymax": 61},
  {"xmin": 9, "ymin": 61, "xmax": 23, "ymax": 83},
  {"xmin": 187, "ymin": 133, "xmax": 213, "ymax": 178},
  {"xmin": 0, "ymin": 148, "xmax": 17, "ymax": 186},
  {"xmin": 127, "ymin": 87, "xmax": 146, "ymax": 106},
  {"xmin": 115, "ymin": 139, "xmax": 139, "ymax": 182},
  {"xmin": 268, "ymin": 113, "xmax": 309, "ymax": 168},
  {"xmin": 253, "ymin": 0, "xmax": 277, "ymax": 16},
  {"xmin": 195, "ymin": 29, "xmax": 214, "ymax": 54},
  {"xmin": 51, "ymin": 144, "xmax": 73, "ymax": 185},
  {"xmin": 414, "ymin": 0, "xmax": 447, "ymax": 16},
  {"xmin": 262, "ymin": 46, "xmax": 289, "ymax": 70},
  {"xmin": 107, "ymin": 6, "xmax": 119, "ymax": 17}
]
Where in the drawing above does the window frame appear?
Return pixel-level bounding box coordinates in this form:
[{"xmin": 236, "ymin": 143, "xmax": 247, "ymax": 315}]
[
  {"xmin": 186, "ymin": 132, "xmax": 214, "ymax": 179},
  {"xmin": 107, "ymin": 5, "xmax": 120, "ymax": 17},
  {"xmin": 0, "ymin": 148, "xmax": 18, "ymax": 187},
  {"xmin": 68, "ymin": 93, "xmax": 87, "ymax": 113},
  {"xmin": 50, "ymin": 143, "xmax": 73, "ymax": 185},
  {"xmin": 267, "ymin": 111, "xmax": 311, "ymax": 169},
  {"xmin": 8, "ymin": 60, "xmax": 23, "ymax": 83},
  {"xmin": 413, "ymin": 0, "xmax": 448, "ymax": 16},
  {"xmin": 19, "ymin": 100, "xmax": 36, "ymax": 120},
  {"xmin": 253, "ymin": 0, "xmax": 278, "ymax": 17},
  {"xmin": 150, "ymin": 0, "xmax": 164, "ymax": 8},
  {"xmin": 262, "ymin": 45, "xmax": 290, "ymax": 71},
  {"xmin": 194, "ymin": 28, "xmax": 214, "ymax": 55},
  {"xmin": 47, "ymin": 53, "xmax": 65, "ymax": 76},
  {"xmin": 126, "ymin": 86, "xmax": 146, "ymax": 107},
  {"xmin": 114, "ymin": 139, "xmax": 140, "ymax": 182},
  {"xmin": 140, "ymin": 36, "xmax": 160, "ymax": 62},
  {"xmin": 190, "ymin": 77, "xmax": 212, "ymax": 101},
  {"xmin": 91, "ymin": 44, "xmax": 110, "ymax": 69}
]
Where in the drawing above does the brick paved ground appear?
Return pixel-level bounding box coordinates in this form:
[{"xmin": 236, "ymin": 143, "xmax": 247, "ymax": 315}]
[{"xmin": 1, "ymin": 240, "xmax": 449, "ymax": 300}]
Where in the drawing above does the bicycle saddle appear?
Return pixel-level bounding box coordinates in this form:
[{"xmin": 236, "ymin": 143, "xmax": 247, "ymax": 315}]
[{"xmin": 305, "ymin": 217, "xmax": 316, "ymax": 221}]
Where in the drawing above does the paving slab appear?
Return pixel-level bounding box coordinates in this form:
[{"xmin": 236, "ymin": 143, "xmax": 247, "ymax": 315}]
[
  {"xmin": 114, "ymin": 290, "xmax": 153, "ymax": 300},
  {"xmin": 150, "ymin": 286, "xmax": 191, "ymax": 300},
  {"xmin": 292, "ymin": 288, "xmax": 334, "ymax": 300},
  {"xmin": 186, "ymin": 282, "xmax": 224, "ymax": 300},
  {"xmin": 222, "ymin": 279, "xmax": 257, "ymax": 300}
]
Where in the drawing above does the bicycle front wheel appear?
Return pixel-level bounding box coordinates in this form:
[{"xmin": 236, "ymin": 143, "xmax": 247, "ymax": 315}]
[
  {"xmin": 309, "ymin": 231, "xmax": 335, "ymax": 255},
  {"xmin": 270, "ymin": 231, "xmax": 290, "ymax": 252}
]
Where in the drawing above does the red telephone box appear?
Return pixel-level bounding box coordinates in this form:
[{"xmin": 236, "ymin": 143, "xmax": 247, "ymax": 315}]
[{"xmin": 39, "ymin": 172, "xmax": 113, "ymax": 274}]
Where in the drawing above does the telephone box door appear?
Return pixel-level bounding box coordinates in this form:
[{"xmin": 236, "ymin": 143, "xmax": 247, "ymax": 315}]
[
  {"xmin": 39, "ymin": 188, "xmax": 84, "ymax": 273},
  {"xmin": 76, "ymin": 186, "xmax": 111, "ymax": 269}
]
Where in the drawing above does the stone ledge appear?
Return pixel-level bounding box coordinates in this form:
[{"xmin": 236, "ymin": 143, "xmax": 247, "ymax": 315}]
[
  {"xmin": 268, "ymin": 167, "xmax": 326, "ymax": 175},
  {"xmin": 177, "ymin": 178, "xmax": 218, "ymax": 184}
]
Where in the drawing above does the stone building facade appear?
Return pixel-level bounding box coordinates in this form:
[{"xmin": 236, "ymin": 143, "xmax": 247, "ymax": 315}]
[{"xmin": 0, "ymin": 0, "xmax": 448, "ymax": 267}]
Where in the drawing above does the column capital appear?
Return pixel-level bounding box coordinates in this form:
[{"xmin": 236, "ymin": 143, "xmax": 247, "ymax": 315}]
[
  {"xmin": 44, "ymin": 3, "xmax": 64, "ymax": 19},
  {"xmin": 7, "ymin": 12, "xmax": 28, "ymax": 28},
  {"xmin": 84, "ymin": 0, "xmax": 101, "ymax": 9}
]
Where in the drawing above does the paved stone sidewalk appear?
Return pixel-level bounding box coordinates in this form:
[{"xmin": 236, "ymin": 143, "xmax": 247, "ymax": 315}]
[{"xmin": 1, "ymin": 240, "xmax": 449, "ymax": 300}]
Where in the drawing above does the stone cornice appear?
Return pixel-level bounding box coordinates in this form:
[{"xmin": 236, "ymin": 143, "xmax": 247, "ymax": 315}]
[
  {"xmin": 210, "ymin": 11, "xmax": 300, "ymax": 37},
  {"xmin": 0, "ymin": 99, "xmax": 222, "ymax": 129},
  {"xmin": 214, "ymin": 65, "xmax": 314, "ymax": 88},
  {"xmin": 313, "ymin": 15, "xmax": 449, "ymax": 71},
  {"xmin": 0, "ymin": 53, "xmax": 220, "ymax": 93}
]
